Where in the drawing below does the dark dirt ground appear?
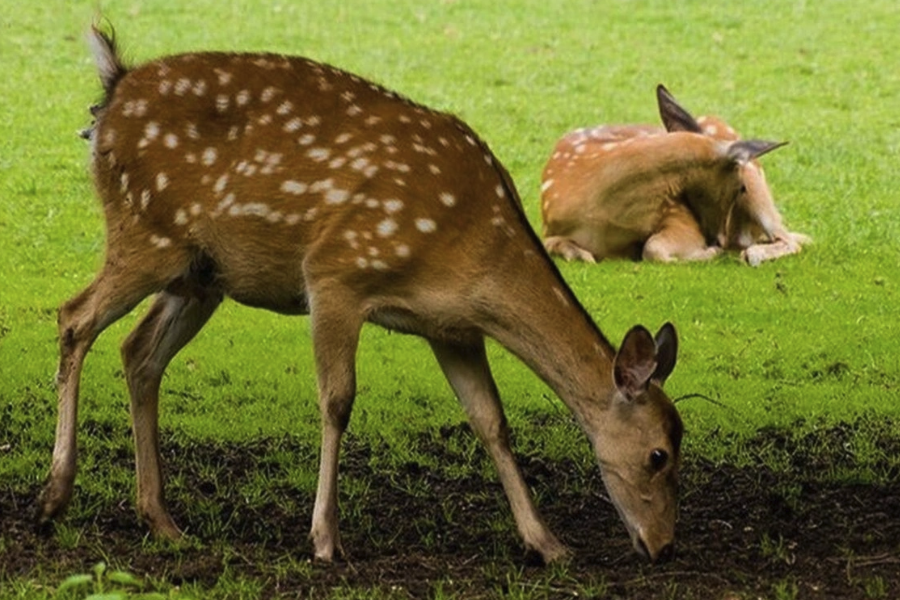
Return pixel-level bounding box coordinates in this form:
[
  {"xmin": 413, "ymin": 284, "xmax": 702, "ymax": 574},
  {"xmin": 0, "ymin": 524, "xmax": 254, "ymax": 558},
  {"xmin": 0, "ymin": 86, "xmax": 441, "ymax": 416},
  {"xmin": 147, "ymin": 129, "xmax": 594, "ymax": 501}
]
[{"xmin": 2, "ymin": 420, "xmax": 899, "ymax": 599}]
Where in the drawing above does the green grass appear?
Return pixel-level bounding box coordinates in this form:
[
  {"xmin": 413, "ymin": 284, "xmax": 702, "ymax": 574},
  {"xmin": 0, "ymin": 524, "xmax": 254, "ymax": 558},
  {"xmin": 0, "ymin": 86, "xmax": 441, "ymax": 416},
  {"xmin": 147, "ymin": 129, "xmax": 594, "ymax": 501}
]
[{"xmin": 2, "ymin": 0, "xmax": 899, "ymax": 597}]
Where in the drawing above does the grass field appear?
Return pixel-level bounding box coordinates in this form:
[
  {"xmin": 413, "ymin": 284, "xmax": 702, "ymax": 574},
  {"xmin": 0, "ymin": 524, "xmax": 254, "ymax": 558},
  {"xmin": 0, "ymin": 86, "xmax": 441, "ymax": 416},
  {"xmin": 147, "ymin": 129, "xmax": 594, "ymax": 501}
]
[{"xmin": 1, "ymin": 0, "xmax": 899, "ymax": 598}]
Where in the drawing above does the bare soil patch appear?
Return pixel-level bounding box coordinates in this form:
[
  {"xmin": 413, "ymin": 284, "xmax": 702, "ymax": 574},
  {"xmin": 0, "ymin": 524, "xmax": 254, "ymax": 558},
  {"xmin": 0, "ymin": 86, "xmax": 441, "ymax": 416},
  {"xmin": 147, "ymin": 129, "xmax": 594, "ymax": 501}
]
[{"xmin": 2, "ymin": 421, "xmax": 899, "ymax": 598}]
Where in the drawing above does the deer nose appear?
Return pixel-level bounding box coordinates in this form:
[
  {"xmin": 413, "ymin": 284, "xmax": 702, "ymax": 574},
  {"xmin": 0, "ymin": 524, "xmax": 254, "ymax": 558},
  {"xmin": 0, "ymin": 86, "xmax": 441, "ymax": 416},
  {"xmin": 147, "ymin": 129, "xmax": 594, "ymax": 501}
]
[
  {"xmin": 655, "ymin": 542, "xmax": 675, "ymax": 563},
  {"xmin": 637, "ymin": 538, "xmax": 675, "ymax": 563}
]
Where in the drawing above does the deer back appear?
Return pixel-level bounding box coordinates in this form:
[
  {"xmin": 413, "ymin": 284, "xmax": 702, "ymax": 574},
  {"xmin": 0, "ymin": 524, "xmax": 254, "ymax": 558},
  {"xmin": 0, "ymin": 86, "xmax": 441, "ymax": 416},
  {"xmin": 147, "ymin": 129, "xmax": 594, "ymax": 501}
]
[{"xmin": 87, "ymin": 31, "xmax": 543, "ymax": 322}]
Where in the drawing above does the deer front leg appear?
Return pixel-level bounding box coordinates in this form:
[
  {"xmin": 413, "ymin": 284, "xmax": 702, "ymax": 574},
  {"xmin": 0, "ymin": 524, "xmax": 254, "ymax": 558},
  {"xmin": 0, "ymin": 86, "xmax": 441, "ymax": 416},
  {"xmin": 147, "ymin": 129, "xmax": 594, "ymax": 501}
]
[
  {"xmin": 643, "ymin": 206, "xmax": 721, "ymax": 263},
  {"xmin": 308, "ymin": 288, "xmax": 363, "ymax": 562},
  {"xmin": 429, "ymin": 337, "xmax": 570, "ymax": 564},
  {"xmin": 121, "ymin": 287, "xmax": 222, "ymax": 539}
]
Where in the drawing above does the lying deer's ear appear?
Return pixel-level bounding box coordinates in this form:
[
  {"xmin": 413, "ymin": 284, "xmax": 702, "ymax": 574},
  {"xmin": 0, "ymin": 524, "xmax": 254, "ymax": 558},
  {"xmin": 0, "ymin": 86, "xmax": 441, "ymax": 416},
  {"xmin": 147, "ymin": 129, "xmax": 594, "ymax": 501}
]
[
  {"xmin": 653, "ymin": 322, "xmax": 678, "ymax": 385},
  {"xmin": 726, "ymin": 139, "xmax": 788, "ymax": 164},
  {"xmin": 614, "ymin": 325, "xmax": 658, "ymax": 401},
  {"xmin": 656, "ymin": 84, "xmax": 703, "ymax": 134}
]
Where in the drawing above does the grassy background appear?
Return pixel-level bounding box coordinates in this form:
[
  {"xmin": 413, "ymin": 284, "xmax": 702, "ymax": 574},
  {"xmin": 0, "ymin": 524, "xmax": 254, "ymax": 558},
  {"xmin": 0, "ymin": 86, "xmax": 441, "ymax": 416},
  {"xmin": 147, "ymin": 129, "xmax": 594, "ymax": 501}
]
[{"xmin": 1, "ymin": 0, "xmax": 899, "ymax": 596}]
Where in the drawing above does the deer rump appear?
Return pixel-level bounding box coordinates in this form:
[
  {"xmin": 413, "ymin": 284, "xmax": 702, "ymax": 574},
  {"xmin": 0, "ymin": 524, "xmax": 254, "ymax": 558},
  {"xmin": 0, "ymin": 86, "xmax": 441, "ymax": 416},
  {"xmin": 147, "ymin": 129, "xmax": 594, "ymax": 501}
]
[{"xmin": 540, "ymin": 85, "xmax": 809, "ymax": 266}]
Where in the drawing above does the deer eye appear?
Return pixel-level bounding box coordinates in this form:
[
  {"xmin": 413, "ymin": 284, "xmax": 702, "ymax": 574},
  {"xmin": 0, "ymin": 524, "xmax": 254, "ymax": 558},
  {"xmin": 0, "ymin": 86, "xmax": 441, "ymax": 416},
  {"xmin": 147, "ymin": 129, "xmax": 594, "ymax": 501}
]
[{"xmin": 649, "ymin": 449, "xmax": 669, "ymax": 471}]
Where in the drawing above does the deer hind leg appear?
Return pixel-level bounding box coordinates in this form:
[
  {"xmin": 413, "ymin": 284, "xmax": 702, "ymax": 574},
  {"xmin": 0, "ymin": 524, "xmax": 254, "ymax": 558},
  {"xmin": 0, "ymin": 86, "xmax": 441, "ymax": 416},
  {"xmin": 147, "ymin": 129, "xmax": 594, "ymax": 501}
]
[
  {"xmin": 643, "ymin": 207, "xmax": 722, "ymax": 263},
  {"xmin": 543, "ymin": 236, "xmax": 597, "ymax": 263},
  {"xmin": 307, "ymin": 284, "xmax": 364, "ymax": 562},
  {"xmin": 38, "ymin": 254, "xmax": 190, "ymax": 528},
  {"xmin": 429, "ymin": 337, "xmax": 570, "ymax": 564},
  {"xmin": 121, "ymin": 282, "xmax": 222, "ymax": 539}
]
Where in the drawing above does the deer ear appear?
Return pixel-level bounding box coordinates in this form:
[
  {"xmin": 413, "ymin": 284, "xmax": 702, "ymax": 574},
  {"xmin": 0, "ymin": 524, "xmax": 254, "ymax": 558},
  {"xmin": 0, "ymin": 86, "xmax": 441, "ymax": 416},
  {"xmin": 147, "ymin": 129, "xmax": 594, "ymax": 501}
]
[
  {"xmin": 652, "ymin": 322, "xmax": 678, "ymax": 385},
  {"xmin": 726, "ymin": 139, "xmax": 788, "ymax": 164},
  {"xmin": 656, "ymin": 84, "xmax": 703, "ymax": 134},
  {"xmin": 614, "ymin": 325, "xmax": 658, "ymax": 401}
]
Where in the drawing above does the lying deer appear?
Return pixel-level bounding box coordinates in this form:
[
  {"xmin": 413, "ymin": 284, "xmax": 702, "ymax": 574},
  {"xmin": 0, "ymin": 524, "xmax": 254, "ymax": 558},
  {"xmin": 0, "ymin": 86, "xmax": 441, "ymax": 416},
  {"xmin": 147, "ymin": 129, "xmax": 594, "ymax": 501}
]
[
  {"xmin": 541, "ymin": 85, "xmax": 809, "ymax": 265},
  {"xmin": 37, "ymin": 25, "xmax": 684, "ymax": 564}
]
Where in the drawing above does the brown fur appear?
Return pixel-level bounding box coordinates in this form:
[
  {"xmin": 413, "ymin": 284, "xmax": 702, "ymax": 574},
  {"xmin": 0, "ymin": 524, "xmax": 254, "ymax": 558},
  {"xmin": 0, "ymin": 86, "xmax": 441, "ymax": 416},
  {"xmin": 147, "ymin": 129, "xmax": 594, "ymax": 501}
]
[{"xmin": 38, "ymin": 26, "xmax": 683, "ymax": 564}]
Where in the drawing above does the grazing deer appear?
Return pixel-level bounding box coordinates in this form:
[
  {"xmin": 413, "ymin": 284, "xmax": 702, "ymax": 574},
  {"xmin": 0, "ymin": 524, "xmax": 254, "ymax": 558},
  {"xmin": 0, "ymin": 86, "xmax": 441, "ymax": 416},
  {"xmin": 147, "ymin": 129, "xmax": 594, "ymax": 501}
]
[
  {"xmin": 541, "ymin": 85, "xmax": 809, "ymax": 266},
  {"xmin": 38, "ymin": 25, "xmax": 684, "ymax": 564}
]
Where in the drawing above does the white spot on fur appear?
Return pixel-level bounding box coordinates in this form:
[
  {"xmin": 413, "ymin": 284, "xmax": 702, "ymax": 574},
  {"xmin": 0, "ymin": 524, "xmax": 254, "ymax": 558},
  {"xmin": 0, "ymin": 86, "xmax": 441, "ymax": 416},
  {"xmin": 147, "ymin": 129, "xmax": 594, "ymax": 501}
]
[
  {"xmin": 260, "ymin": 86, "xmax": 278, "ymax": 102},
  {"xmin": 350, "ymin": 157, "xmax": 370, "ymax": 171},
  {"xmin": 383, "ymin": 199, "xmax": 404, "ymax": 213},
  {"xmin": 120, "ymin": 172, "xmax": 129, "ymax": 193},
  {"xmin": 429, "ymin": 164, "xmax": 441, "ymax": 175},
  {"xmin": 144, "ymin": 121, "xmax": 160, "ymax": 140},
  {"xmin": 215, "ymin": 69, "xmax": 233, "ymax": 86},
  {"xmin": 164, "ymin": 133, "xmax": 179, "ymax": 149},
  {"xmin": 140, "ymin": 189, "xmax": 151, "ymax": 210},
  {"xmin": 307, "ymin": 147, "xmax": 330, "ymax": 162},
  {"xmin": 335, "ymin": 132, "xmax": 353, "ymax": 145},
  {"xmin": 298, "ymin": 133, "xmax": 315, "ymax": 145},
  {"xmin": 439, "ymin": 192, "xmax": 456, "ymax": 207},
  {"xmin": 216, "ymin": 94, "xmax": 230, "ymax": 113},
  {"xmin": 214, "ymin": 174, "xmax": 229, "ymax": 194},
  {"xmin": 284, "ymin": 117, "xmax": 303, "ymax": 133},
  {"xmin": 377, "ymin": 218, "xmax": 398, "ymax": 237},
  {"xmin": 202, "ymin": 147, "xmax": 218, "ymax": 166},
  {"xmin": 395, "ymin": 244, "xmax": 410, "ymax": 257},
  {"xmin": 150, "ymin": 234, "xmax": 171, "ymax": 248},
  {"xmin": 310, "ymin": 178, "xmax": 334, "ymax": 193},
  {"xmin": 325, "ymin": 188, "xmax": 350, "ymax": 204},
  {"xmin": 281, "ymin": 179, "xmax": 309, "ymax": 196},
  {"xmin": 277, "ymin": 100, "xmax": 293, "ymax": 115},
  {"xmin": 236, "ymin": 90, "xmax": 250, "ymax": 106},
  {"xmin": 416, "ymin": 218, "xmax": 437, "ymax": 233},
  {"xmin": 212, "ymin": 193, "xmax": 236, "ymax": 217},
  {"xmin": 541, "ymin": 179, "xmax": 554, "ymax": 193},
  {"xmin": 174, "ymin": 209, "xmax": 189, "ymax": 226},
  {"xmin": 174, "ymin": 78, "xmax": 192, "ymax": 96},
  {"xmin": 156, "ymin": 172, "xmax": 169, "ymax": 192},
  {"xmin": 495, "ymin": 184, "xmax": 505, "ymax": 198}
]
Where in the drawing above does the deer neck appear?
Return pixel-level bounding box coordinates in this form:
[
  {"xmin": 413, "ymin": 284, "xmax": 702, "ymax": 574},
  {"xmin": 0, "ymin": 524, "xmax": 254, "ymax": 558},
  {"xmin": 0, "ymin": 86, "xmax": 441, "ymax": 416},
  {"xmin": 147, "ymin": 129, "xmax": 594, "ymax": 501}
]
[{"xmin": 472, "ymin": 245, "xmax": 617, "ymax": 426}]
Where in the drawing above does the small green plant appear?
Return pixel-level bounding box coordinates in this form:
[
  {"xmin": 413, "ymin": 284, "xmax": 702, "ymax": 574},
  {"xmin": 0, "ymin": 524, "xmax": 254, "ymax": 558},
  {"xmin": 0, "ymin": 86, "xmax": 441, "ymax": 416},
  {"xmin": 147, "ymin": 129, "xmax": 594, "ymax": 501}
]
[
  {"xmin": 862, "ymin": 575, "xmax": 887, "ymax": 599},
  {"xmin": 56, "ymin": 562, "xmax": 170, "ymax": 599},
  {"xmin": 771, "ymin": 578, "xmax": 799, "ymax": 600},
  {"xmin": 759, "ymin": 532, "xmax": 796, "ymax": 565}
]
